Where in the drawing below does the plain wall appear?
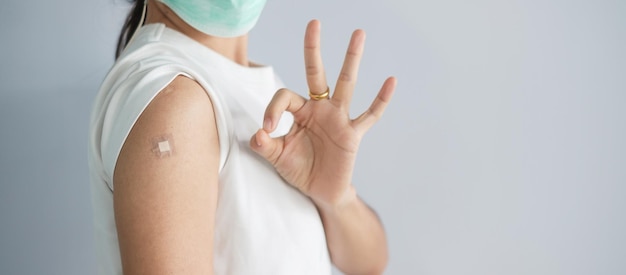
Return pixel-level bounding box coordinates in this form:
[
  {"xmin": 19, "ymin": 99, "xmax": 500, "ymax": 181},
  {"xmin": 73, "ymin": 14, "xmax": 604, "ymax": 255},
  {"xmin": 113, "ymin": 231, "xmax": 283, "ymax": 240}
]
[{"xmin": 1, "ymin": 0, "xmax": 625, "ymax": 274}]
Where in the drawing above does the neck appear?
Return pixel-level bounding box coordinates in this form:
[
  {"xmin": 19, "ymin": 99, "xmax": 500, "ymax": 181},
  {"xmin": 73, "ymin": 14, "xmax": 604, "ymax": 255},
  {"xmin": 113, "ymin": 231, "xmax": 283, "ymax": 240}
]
[{"xmin": 144, "ymin": 0, "xmax": 250, "ymax": 66}]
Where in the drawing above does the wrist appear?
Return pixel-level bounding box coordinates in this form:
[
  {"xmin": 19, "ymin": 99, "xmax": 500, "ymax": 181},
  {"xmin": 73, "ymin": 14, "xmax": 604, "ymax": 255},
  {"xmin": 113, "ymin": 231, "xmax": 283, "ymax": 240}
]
[{"xmin": 312, "ymin": 185, "xmax": 358, "ymax": 214}]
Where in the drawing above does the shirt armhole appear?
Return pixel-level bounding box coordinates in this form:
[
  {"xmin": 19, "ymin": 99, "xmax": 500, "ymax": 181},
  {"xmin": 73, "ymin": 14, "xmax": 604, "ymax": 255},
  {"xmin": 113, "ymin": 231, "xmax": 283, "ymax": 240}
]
[{"xmin": 101, "ymin": 68, "xmax": 231, "ymax": 191}]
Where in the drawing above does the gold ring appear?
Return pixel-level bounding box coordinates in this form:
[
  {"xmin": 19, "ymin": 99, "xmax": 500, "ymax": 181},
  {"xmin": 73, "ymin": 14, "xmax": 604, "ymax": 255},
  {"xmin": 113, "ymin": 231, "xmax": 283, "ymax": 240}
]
[{"xmin": 309, "ymin": 87, "xmax": 330, "ymax": 101}]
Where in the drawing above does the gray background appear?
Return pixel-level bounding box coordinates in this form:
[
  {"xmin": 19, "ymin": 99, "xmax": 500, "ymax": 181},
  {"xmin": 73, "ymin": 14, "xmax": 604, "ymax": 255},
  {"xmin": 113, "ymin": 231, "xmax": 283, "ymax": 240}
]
[{"xmin": 1, "ymin": 0, "xmax": 625, "ymax": 274}]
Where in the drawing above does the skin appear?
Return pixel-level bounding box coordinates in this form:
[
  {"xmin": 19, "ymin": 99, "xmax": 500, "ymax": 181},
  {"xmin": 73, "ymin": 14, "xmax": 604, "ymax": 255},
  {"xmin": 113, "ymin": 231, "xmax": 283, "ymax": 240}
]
[{"xmin": 113, "ymin": 1, "xmax": 396, "ymax": 274}]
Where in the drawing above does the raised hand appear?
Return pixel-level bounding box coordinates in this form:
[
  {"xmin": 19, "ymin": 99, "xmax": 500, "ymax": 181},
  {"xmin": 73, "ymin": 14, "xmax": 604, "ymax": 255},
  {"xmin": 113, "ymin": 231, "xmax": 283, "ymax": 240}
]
[{"xmin": 250, "ymin": 20, "xmax": 397, "ymax": 208}]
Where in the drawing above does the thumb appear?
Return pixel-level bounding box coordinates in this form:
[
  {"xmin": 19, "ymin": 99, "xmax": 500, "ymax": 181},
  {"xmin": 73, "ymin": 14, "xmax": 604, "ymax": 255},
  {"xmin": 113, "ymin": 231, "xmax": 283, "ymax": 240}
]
[{"xmin": 249, "ymin": 129, "xmax": 284, "ymax": 165}]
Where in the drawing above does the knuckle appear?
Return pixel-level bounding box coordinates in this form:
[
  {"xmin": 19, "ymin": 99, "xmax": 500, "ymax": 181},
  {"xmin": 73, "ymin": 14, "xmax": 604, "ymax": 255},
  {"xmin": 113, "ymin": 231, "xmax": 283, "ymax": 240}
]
[
  {"xmin": 339, "ymin": 71, "xmax": 352, "ymax": 82},
  {"xmin": 305, "ymin": 65, "xmax": 321, "ymax": 76},
  {"xmin": 346, "ymin": 50, "xmax": 360, "ymax": 57},
  {"xmin": 367, "ymin": 108, "xmax": 382, "ymax": 120},
  {"xmin": 269, "ymin": 144, "xmax": 282, "ymax": 165},
  {"xmin": 275, "ymin": 88, "xmax": 290, "ymax": 98}
]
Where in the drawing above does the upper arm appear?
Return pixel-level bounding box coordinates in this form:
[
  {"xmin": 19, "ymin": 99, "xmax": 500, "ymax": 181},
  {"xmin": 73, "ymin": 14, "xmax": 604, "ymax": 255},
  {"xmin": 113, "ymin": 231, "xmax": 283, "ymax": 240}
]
[{"xmin": 113, "ymin": 76, "xmax": 219, "ymax": 274}]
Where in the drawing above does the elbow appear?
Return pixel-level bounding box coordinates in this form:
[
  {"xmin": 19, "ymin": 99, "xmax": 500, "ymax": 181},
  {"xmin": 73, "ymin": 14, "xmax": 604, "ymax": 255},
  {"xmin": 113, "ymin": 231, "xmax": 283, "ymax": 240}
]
[
  {"xmin": 367, "ymin": 240, "xmax": 389, "ymax": 275},
  {"xmin": 369, "ymin": 253, "xmax": 388, "ymax": 275},
  {"xmin": 356, "ymin": 250, "xmax": 389, "ymax": 275}
]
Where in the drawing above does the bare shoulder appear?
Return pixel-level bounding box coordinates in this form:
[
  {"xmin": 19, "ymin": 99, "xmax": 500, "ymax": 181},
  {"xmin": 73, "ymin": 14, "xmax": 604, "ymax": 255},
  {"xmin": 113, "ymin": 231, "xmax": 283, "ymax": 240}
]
[
  {"xmin": 113, "ymin": 75, "xmax": 219, "ymax": 274},
  {"xmin": 118, "ymin": 75, "xmax": 219, "ymax": 162},
  {"xmin": 143, "ymin": 75, "xmax": 217, "ymax": 132}
]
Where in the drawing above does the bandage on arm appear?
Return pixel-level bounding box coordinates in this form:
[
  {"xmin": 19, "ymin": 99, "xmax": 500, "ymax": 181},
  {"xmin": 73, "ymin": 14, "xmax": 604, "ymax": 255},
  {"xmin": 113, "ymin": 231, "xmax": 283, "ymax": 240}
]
[
  {"xmin": 113, "ymin": 76, "xmax": 220, "ymax": 274},
  {"xmin": 152, "ymin": 135, "xmax": 174, "ymax": 158}
]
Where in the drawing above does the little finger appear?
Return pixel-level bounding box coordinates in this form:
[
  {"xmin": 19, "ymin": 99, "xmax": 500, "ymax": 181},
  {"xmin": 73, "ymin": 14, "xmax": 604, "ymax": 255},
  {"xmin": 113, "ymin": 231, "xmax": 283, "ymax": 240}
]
[{"xmin": 352, "ymin": 77, "xmax": 397, "ymax": 135}]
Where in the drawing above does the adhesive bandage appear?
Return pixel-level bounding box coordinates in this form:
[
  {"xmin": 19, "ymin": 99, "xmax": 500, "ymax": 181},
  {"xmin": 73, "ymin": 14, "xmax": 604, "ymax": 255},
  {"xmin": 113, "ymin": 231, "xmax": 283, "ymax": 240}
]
[{"xmin": 151, "ymin": 135, "xmax": 174, "ymax": 158}]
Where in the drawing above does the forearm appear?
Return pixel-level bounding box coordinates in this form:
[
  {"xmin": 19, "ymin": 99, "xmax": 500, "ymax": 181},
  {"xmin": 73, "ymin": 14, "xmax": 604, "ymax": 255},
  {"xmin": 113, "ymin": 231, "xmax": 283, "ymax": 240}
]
[{"xmin": 315, "ymin": 187, "xmax": 388, "ymax": 275}]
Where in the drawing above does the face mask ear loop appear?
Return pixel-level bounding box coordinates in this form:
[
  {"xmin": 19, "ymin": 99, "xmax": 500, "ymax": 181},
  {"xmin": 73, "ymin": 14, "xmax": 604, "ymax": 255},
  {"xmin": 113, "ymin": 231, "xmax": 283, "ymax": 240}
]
[{"xmin": 126, "ymin": 0, "xmax": 148, "ymax": 48}]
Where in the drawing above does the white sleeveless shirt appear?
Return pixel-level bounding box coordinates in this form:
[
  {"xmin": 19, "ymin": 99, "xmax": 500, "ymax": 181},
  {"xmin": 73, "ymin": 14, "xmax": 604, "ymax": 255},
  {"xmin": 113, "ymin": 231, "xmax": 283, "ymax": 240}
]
[{"xmin": 88, "ymin": 23, "xmax": 331, "ymax": 275}]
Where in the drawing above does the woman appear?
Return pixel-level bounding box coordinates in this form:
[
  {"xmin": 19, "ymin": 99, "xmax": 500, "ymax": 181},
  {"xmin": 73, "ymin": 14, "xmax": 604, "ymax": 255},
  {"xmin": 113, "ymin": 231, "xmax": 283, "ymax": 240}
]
[{"xmin": 89, "ymin": 0, "xmax": 396, "ymax": 274}]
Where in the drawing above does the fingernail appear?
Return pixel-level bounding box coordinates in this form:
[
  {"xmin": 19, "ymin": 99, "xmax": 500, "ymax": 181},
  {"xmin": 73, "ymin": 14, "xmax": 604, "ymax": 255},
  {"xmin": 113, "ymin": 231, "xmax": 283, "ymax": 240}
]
[
  {"xmin": 255, "ymin": 131, "xmax": 262, "ymax": 147},
  {"xmin": 264, "ymin": 118, "xmax": 272, "ymax": 131}
]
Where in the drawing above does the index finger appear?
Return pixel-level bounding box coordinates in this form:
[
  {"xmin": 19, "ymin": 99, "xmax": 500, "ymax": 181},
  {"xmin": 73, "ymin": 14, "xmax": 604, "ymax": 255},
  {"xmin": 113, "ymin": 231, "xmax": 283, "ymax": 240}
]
[{"xmin": 304, "ymin": 20, "xmax": 328, "ymax": 95}]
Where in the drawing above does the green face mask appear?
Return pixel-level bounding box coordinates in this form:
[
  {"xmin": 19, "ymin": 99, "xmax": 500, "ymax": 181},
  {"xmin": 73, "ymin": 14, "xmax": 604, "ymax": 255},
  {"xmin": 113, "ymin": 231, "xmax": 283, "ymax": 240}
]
[{"xmin": 158, "ymin": 0, "xmax": 267, "ymax": 37}]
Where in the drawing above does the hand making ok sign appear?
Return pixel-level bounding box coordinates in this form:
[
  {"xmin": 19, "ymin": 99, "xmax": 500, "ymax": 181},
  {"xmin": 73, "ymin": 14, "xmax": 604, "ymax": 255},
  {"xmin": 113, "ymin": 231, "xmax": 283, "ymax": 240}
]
[{"xmin": 250, "ymin": 19, "xmax": 397, "ymax": 208}]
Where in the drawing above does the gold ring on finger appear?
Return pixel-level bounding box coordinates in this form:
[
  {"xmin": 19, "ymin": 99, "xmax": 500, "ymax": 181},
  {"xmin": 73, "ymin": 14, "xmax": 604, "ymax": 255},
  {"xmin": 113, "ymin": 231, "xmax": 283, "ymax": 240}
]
[{"xmin": 309, "ymin": 87, "xmax": 330, "ymax": 101}]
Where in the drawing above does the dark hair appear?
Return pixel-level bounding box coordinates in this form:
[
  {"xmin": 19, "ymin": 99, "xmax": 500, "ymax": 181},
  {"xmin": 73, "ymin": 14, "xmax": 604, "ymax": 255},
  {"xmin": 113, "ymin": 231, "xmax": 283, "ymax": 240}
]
[{"xmin": 116, "ymin": 0, "xmax": 145, "ymax": 59}]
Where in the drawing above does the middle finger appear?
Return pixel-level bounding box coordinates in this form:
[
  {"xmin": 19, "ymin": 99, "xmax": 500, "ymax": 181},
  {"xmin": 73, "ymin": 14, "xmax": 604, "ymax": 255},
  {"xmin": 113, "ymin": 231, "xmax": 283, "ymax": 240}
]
[{"xmin": 304, "ymin": 20, "xmax": 328, "ymax": 95}]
